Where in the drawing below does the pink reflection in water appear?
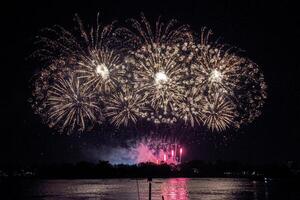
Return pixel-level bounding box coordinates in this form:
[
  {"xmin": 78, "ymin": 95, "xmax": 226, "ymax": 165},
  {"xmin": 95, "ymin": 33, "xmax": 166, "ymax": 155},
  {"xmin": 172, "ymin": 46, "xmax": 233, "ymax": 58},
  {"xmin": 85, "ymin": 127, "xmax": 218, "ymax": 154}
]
[{"xmin": 161, "ymin": 178, "xmax": 189, "ymax": 200}]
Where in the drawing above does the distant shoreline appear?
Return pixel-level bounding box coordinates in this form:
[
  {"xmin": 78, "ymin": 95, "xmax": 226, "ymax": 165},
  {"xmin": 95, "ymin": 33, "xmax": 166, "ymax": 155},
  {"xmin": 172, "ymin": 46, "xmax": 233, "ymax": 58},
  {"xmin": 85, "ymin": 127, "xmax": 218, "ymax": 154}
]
[{"xmin": 1, "ymin": 160, "xmax": 299, "ymax": 180}]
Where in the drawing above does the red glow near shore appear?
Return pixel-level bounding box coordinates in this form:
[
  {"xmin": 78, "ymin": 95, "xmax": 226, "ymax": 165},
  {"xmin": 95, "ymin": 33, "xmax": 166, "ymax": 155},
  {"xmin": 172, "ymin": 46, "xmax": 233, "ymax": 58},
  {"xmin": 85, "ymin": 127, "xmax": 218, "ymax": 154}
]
[{"xmin": 135, "ymin": 142, "xmax": 183, "ymax": 165}]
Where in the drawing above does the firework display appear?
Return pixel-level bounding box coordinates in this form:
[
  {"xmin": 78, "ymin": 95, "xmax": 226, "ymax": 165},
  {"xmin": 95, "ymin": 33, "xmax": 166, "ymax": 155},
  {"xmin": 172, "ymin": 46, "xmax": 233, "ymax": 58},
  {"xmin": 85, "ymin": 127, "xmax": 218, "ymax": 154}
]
[
  {"xmin": 189, "ymin": 30, "xmax": 267, "ymax": 130},
  {"xmin": 34, "ymin": 13, "xmax": 126, "ymax": 93},
  {"xmin": 31, "ymin": 13, "xmax": 267, "ymax": 134},
  {"xmin": 127, "ymin": 43, "xmax": 192, "ymax": 124},
  {"xmin": 104, "ymin": 86, "xmax": 147, "ymax": 127},
  {"xmin": 133, "ymin": 135, "xmax": 183, "ymax": 164},
  {"xmin": 32, "ymin": 68, "xmax": 102, "ymax": 133},
  {"xmin": 76, "ymin": 48, "xmax": 126, "ymax": 93},
  {"xmin": 201, "ymin": 94, "xmax": 236, "ymax": 132},
  {"xmin": 118, "ymin": 13, "xmax": 193, "ymax": 48}
]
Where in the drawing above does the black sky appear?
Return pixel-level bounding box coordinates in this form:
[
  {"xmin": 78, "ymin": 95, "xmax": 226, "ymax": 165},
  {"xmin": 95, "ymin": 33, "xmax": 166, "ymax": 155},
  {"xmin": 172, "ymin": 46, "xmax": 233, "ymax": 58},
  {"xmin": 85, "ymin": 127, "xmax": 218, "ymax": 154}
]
[{"xmin": 1, "ymin": 0, "xmax": 299, "ymax": 166}]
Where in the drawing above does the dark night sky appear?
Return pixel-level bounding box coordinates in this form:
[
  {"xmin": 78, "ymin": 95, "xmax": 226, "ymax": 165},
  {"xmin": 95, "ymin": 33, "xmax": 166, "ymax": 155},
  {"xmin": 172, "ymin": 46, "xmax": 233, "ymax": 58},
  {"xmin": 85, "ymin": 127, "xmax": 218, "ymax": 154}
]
[{"xmin": 1, "ymin": 0, "xmax": 299, "ymax": 166}]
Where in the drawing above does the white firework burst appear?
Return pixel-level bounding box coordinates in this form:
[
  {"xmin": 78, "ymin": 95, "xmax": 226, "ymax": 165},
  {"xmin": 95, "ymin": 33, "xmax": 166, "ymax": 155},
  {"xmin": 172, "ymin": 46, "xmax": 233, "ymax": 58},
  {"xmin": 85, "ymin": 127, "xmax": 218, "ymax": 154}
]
[
  {"xmin": 104, "ymin": 87, "xmax": 148, "ymax": 127},
  {"xmin": 76, "ymin": 48, "xmax": 127, "ymax": 93},
  {"xmin": 190, "ymin": 29, "xmax": 267, "ymax": 128},
  {"xmin": 201, "ymin": 94, "xmax": 237, "ymax": 132},
  {"xmin": 128, "ymin": 43, "xmax": 192, "ymax": 124},
  {"xmin": 45, "ymin": 71, "xmax": 102, "ymax": 133}
]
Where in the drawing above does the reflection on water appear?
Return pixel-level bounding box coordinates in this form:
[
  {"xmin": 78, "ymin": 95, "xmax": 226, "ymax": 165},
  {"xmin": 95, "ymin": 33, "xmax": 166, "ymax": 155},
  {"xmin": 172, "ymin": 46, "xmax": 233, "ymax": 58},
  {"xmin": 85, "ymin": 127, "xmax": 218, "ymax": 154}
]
[
  {"xmin": 161, "ymin": 178, "xmax": 188, "ymax": 200},
  {"xmin": 2, "ymin": 178, "xmax": 299, "ymax": 200}
]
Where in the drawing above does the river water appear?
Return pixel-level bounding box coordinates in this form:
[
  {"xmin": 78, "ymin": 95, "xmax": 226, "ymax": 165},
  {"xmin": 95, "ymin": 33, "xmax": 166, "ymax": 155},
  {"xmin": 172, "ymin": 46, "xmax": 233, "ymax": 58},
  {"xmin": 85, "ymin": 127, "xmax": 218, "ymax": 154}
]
[{"xmin": 2, "ymin": 178, "xmax": 299, "ymax": 200}]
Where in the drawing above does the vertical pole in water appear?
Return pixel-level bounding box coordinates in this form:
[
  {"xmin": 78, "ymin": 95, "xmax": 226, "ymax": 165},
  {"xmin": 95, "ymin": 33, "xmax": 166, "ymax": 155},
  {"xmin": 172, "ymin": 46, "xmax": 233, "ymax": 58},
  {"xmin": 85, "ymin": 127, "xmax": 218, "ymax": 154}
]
[
  {"xmin": 148, "ymin": 177, "xmax": 152, "ymax": 200},
  {"xmin": 149, "ymin": 181, "xmax": 152, "ymax": 200},
  {"xmin": 136, "ymin": 179, "xmax": 140, "ymax": 200}
]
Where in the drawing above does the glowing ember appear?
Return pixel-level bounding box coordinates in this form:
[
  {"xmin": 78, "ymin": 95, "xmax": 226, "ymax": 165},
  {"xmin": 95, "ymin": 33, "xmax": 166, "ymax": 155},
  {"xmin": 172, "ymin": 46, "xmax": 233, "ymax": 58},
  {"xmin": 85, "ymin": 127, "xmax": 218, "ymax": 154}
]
[
  {"xmin": 155, "ymin": 71, "xmax": 169, "ymax": 85},
  {"xmin": 209, "ymin": 69, "xmax": 223, "ymax": 83},
  {"xmin": 96, "ymin": 64, "xmax": 109, "ymax": 80}
]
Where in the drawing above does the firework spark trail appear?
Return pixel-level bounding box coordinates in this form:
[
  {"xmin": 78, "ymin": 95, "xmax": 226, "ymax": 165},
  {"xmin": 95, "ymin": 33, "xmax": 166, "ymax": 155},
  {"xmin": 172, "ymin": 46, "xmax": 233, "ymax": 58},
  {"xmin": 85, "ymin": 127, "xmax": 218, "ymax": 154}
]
[
  {"xmin": 201, "ymin": 93, "xmax": 237, "ymax": 132},
  {"xmin": 117, "ymin": 13, "xmax": 193, "ymax": 48},
  {"xmin": 76, "ymin": 48, "xmax": 126, "ymax": 93},
  {"xmin": 104, "ymin": 86, "xmax": 148, "ymax": 127},
  {"xmin": 177, "ymin": 87, "xmax": 204, "ymax": 127}
]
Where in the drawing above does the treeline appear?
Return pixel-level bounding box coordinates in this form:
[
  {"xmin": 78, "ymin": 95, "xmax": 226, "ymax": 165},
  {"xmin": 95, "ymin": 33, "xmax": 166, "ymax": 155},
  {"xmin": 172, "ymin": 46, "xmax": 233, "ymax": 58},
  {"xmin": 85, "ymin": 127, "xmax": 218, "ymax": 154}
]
[{"xmin": 1, "ymin": 160, "xmax": 299, "ymax": 179}]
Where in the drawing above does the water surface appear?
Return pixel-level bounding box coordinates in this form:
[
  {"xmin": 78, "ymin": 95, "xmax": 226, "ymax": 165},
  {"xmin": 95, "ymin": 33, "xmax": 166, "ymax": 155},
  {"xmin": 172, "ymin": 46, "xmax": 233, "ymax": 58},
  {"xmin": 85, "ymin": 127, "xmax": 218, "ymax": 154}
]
[{"xmin": 2, "ymin": 178, "xmax": 299, "ymax": 200}]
